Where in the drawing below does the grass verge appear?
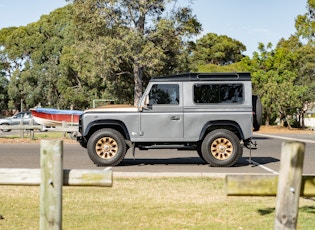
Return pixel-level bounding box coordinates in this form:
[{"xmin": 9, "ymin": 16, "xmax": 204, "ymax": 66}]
[{"xmin": 0, "ymin": 177, "xmax": 314, "ymax": 229}]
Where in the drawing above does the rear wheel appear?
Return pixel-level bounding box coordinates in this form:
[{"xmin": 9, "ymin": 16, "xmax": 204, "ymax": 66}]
[
  {"xmin": 201, "ymin": 129, "xmax": 242, "ymax": 167},
  {"xmin": 87, "ymin": 128, "xmax": 127, "ymax": 166}
]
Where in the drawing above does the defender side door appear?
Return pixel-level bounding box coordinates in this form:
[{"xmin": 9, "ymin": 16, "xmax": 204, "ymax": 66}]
[{"xmin": 140, "ymin": 82, "xmax": 183, "ymax": 141}]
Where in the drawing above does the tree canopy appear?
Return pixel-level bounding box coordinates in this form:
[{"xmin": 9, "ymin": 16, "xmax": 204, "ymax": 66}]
[
  {"xmin": 190, "ymin": 33, "xmax": 246, "ymax": 67},
  {"xmin": 69, "ymin": 0, "xmax": 202, "ymax": 105}
]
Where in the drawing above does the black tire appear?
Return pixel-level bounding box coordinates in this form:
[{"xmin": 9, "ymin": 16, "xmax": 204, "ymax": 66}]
[
  {"xmin": 201, "ymin": 129, "xmax": 242, "ymax": 167},
  {"xmin": 252, "ymin": 95, "xmax": 262, "ymax": 131},
  {"xmin": 197, "ymin": 144, "xmax": 206, "ymax": 162},
  {"xmin": 87, "ymin": 128, "xmax": 127, "ymax": 166},
  {"xmin": 0, "ymin": 123, "xmax": 11, "ymax": 132}
]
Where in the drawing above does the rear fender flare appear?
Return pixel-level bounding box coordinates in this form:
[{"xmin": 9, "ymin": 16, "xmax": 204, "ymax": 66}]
[{"xmin": 199, "ymin": 120, "xmax": 244, "ymax": 141}]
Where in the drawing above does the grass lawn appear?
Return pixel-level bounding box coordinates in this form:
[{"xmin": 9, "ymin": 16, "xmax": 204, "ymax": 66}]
[{"xmin": 0, "ymin": 177, "xmax": 314, "ymax": 229}]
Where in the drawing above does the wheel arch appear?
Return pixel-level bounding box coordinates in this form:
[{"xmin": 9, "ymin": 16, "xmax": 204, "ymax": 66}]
[
  {"xmin": 83, "ymin": 119, "xmax": 130, "ymax": 141},
  {"xmin": 199, "ymin": 120, "xmax": 244, "ymax": 141}
]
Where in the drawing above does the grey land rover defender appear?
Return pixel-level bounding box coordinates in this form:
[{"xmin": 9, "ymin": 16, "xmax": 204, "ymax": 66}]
[{"xmin": 77, "ymin": 72, "xmax": 262, "ymax": 167}]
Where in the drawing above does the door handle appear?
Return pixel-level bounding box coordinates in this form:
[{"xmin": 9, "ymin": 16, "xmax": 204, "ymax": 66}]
[{"xmin": 170, "ymin": 116, "xmax": 180, "ymax": 120}]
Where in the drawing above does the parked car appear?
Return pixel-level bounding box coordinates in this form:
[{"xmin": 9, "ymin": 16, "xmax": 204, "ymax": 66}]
[{"xmin": 0, "ymin": 111, "xmax": 49, "ymax": 132}]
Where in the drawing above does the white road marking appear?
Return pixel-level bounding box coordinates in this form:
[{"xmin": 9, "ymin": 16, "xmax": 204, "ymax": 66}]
[
  {"xmin": 246, "ymin": 159, "xmax": 279, "ymax": 175},
  {"xmin": 249, "ymin": 133, "xmax": 315, "ymax": 174},
  {"xmin": 254, "ymin": 133, "xmax": 315, "ymax": 144}
]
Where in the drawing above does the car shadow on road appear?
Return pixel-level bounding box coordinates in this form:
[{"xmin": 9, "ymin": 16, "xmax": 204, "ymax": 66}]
[
  {"xmin": 240, "ymin": 156, "xmax": 279, "ymax": 166},
  {"xmin": 252, "ymin": 136, "xmax": 270, "ymax": 140},
  {"xmin": 120, "ymin": 157, "xmax": 206, "ymax": 166},
  {"xmin": 120, "ymin": 156, "xmax": 279, "ymax": 167}
]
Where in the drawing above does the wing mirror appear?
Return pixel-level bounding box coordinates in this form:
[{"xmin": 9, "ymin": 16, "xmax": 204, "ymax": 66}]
[
  {"xmin": 139, "ymin": 94, "xmax": 150, "ymax": 111},
  {"xmin": 144, "ymin": 94, "xmax": 150, "ymax": 106}
]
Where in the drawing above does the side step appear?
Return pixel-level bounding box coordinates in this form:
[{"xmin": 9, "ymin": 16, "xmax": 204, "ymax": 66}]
[{"xmin": 138, "ymin": 145, "xmax": 196, "ymax": 150}]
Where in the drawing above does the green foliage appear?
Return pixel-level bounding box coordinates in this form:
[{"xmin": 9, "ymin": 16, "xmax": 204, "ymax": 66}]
[
  {"xmin": 0, "ymin": 5, "xmax": 80, "ymax": 110},
  {"xmin": 70, "ymin": 0, "xmax": 201, "ymax": 105},
  {"xmin": 0, "ymin": 70, "xmax": 9, "ymax": 111},
  {"xmin": 249, "ymin": 43, "xmax": 307, "ymax": 127},
  {"xmin": 295, "ymin": 0, "xmax": 315, "ymax": 42},
  {"xmin": 190, "ymin": 33, "xmax": 246, "ymax": 67}
]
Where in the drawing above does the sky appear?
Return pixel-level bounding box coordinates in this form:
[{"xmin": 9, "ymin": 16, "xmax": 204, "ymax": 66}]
[{"xmin": 0, "ymin": 0, "xmax": 308, "ymax": 56}]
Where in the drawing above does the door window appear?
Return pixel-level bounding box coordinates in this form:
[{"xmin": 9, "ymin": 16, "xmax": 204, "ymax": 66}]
[{"xmin": 149, "ymin": 84, "xmax": 179, "ymax": 105}]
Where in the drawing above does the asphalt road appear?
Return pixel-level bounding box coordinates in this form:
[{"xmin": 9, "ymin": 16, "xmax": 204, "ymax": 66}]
[{"xmin": 0, "ymin": 133, "xmax": 314, "ymax": 176}]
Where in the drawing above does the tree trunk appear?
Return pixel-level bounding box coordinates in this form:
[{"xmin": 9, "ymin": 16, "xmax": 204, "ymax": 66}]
[
  {"xmin": 301, "ymin": 111, "xmax": 305, "ymax": 129},
  {"xmin": 133, "ymin": 2, "xmax": 145, "ymax": 106},
  {"xmin": 133, "ymin": 63, "xmax": 143, "ymax": 106},
  {"xmin": 264, "ymin": 110, "xmax": 270, "ymax": 126}
]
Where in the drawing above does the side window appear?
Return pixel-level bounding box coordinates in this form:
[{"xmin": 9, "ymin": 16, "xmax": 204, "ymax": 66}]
[
  {"xmin": 15, "ymin": 113, "xmax": 23, "ymax": 118},
  {"xmin": 194, "ymin": 84, "xmax": 243, "ymax": 104},
  {"xmin": 149, "ymin": 84, "xmax": 179, "ymax": 105}
]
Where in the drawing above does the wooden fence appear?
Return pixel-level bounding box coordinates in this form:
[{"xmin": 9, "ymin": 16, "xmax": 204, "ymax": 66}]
[
  {"xmin": 0, "ymin": 140, "xmax": 112, "ymax": 230},
  {"xmin": 226, "ymin": 141, "xmax": 315, "ymax": 230}
]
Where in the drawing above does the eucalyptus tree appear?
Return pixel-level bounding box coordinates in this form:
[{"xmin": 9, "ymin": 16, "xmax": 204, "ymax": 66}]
[
  {"xmin": 0, "ymin": 61, "xmax": 9, "ymax": 111},
  {"xmin": 295, "ymin": 0, "xmax": 315, "ymax": 114},
  {"xmin": 248, "ymin": 42, "xmax": 306, "ymax": 127},
  {"xmin": 69, "ymin": 0, "xmax": 202, "ymax": 105},
  {"xmin": 190, "ymin": 32, "xmax": 246, "ymax": 68},
  {"xmin": 295, "ymin": 0, "xmax": 315, "ymax": 42},
  {"xmin": 0, "ymin": 5, "xmax": 89, "ymax": 110}
]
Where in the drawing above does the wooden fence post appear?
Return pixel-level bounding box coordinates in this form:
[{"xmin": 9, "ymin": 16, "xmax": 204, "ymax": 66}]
[
  {"xmin": 40, "ymin": 140, "xmax": 63, "ymax": 230},
  {"xmin": 19, "ymin": 120, "xmax": 24, "ymax": 138},
  {"xmin": 30, "ymin": 119, "xmax": 34, "ymax": 140},
  {"xmin": 274, "ymin": 141, "xmax": 305, "ymax": 230}
]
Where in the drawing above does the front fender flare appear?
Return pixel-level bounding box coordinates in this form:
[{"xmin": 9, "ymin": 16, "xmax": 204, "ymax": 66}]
[{"xmin": 84, "ymin": 119, "xmax": 130, "ymax": 140}]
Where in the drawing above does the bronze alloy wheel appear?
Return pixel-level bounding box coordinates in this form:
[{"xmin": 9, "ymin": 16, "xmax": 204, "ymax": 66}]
[
  {"xmin": 87, "ymin": 128, "xmax": 127, "ymax": 166},
  {"xmin": 95, "ymin": 137, "xmax": 118, "ymax": 159},
  {"xmin": 210, "ymin": 137, "xmax": 233, "ymax": 160}
]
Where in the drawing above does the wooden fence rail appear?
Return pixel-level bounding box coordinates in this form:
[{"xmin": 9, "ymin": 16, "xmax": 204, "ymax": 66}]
[
  {"xmin": 0, "ymin": 168, "xmax": 113, "ymax": 187},
  {"xmin": 226, "ymin": 174, "xmax": 315, "ymax": 197},
  {"xmin": 0, "ymin": 122, "xmax": 78, "ymax": 139},
  {"xmin": 0, "ymin": 124, "xmax": 78, "ymax": 132}
]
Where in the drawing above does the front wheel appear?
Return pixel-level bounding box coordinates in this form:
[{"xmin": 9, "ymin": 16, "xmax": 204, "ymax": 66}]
[
  {"xmin": 87, "ymin": 128, "xmax": 127, "ymax": 166},
  {"xmin": 201, "ymin": 129, "xmax": 242, "ymax": 167},
  {"xmin": 0, "ymin": 123, "xmax": 11, "ymax": 132}
]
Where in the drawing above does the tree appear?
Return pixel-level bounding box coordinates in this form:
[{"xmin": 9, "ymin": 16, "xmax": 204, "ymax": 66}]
[
  {"xmin": 0, "ymin": 62, "xmax": 9, "ymax": 112},
  {"xmin": 70, "ymin": 0, "xmax": 202, "ymax": 105},
  {"xmin": 295, "ymin": 0, "xmax": 315, "ymax": 42},
  {"xmin": 0, "ymin": 5, "xmax": 92, "ymax": 110},
  {"xmin": 291, "ymin": 1, "xmax": 315, "ymax": 128},
  {"xmin": 190, "ymin": 33, "xmax": 246, "ymax": 67},
  {"xmin": 248, "ymin": 42, "xmax": 306, "ymax": 127}
]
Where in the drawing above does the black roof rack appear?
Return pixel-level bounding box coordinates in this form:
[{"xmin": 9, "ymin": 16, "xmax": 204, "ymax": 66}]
[{"xmin": 150, "ymin": 72, "xmax": 251, "ymax": 82}]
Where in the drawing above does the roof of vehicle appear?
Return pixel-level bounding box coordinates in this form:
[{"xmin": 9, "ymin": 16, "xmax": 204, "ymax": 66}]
[{"xmin": 150, "ymin": 72, "xmax": 251, "ymax": 82}]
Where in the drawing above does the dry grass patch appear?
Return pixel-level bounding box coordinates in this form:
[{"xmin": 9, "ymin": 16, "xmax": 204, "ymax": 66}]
[{"xmin": 0, "ymin": 177, "xmax": 314, "ymax": 230}]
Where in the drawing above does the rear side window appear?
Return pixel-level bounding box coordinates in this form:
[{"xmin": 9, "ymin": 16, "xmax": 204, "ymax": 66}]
[{"xmin": 194, "ymin": 84, "xmax": 243, "ymax": 104}]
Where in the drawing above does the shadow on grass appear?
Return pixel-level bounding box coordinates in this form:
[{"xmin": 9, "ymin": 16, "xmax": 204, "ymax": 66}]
[
  {"xmin": 257, "ymin": 206, "xmax": 315, "ymax": 216},
  {"xmin": 299, "ymin": 206, "xmax": 315, "ymax": 214},
  {"xmin": 257, "ymin": 207, "xmax": 275, "ymax": 215}
]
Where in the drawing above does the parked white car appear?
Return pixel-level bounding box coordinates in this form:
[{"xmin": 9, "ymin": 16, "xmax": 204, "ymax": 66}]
[{"xmin": 0, "ymin": 111, "xmax": 49, "ymax": 132}]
